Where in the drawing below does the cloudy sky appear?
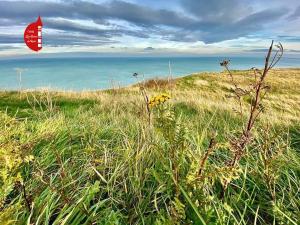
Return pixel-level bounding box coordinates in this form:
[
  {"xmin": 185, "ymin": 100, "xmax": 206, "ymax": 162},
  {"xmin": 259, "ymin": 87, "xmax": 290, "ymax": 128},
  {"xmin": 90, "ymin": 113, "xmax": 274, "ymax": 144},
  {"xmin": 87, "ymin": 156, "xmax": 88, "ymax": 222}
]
[{"xmin": 0, "ymin": 0, "xmax": 300, "ymax": 57}]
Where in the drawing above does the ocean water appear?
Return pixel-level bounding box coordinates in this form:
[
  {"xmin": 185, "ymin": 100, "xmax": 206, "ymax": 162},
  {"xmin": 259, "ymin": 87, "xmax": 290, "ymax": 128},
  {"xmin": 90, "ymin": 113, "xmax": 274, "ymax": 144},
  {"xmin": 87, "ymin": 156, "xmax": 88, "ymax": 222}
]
[{"xmin": 0, "ymin": 56, "xmax": 299, "ymax": 91}]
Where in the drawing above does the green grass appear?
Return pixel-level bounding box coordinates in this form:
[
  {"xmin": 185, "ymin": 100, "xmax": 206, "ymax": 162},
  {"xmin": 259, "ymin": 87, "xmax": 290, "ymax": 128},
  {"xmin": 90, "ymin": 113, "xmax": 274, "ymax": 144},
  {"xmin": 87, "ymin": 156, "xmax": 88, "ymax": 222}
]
[{"xmin": 0, "ymin": 68, "xmax": 300, "ymax": 224}]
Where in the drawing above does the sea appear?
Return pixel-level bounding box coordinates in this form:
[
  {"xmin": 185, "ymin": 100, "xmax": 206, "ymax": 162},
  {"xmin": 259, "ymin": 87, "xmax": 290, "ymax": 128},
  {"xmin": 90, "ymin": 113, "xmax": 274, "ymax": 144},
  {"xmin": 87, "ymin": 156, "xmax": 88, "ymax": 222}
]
[{"xmin": 0, "ymin": 56, "xmax": 299, "ymax": 91}]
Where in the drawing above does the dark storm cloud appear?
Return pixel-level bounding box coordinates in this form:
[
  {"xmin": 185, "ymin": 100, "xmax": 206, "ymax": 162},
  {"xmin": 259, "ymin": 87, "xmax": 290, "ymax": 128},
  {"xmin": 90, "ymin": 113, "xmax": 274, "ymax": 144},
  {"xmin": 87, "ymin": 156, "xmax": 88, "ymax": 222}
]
[
  {"xmin": 101, "ymin": 0, "xmax": 195, "ymax": 27},
  {"xmin": 0, "ymin": 0, "xmax": 196, "ymax": 47},
  {"xmin": 180, "ymin": 0, "xmax": 288, "ymax": 43},
  {"xmin": 0, "ymin": 0, "xmax": 295, "ymax": 47},
  {"xmin": 0, "ymin": 0, "xmax": 195, "ymax": 28},
  {"xmin": 44, "ymin": 18, "xmax": 149, "ymax": 39},
  {"xmin": 183, "ymin": 0, "xmax": 251, "ymax": 23},
  {"xmin": 197, "ymin": 8, "xmax": 287, "ymax": 43}
]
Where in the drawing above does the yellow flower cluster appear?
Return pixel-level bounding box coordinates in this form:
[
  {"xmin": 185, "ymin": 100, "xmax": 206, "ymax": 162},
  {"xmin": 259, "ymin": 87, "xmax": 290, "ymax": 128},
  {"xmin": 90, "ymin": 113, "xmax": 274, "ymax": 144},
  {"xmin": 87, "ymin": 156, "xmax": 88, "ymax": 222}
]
[{"xmin": 148, "ymin": 93, "xmax": 171, "ymax": 108}]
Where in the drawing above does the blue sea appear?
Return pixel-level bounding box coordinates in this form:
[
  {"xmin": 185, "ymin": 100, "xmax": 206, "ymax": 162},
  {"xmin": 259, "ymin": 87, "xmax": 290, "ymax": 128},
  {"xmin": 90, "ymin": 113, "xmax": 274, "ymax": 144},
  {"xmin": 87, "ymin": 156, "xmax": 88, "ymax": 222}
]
[{"xmin": 0, "ymin": 56, "xmax": 299, "ymax": 91}]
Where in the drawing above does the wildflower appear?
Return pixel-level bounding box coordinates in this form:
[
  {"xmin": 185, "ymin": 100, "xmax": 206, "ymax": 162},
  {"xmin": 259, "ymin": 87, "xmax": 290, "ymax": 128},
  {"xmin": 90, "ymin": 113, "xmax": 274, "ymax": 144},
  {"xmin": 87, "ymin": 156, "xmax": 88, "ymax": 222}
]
[{"xmin": 148, "ymin": 93, "xmax": 171, "ymax": 108}]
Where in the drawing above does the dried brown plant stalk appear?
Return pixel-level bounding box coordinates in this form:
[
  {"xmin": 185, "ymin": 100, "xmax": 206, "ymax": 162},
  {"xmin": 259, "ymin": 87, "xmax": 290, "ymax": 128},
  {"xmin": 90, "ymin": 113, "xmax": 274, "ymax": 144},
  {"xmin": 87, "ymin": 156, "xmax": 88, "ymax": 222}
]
[
  {"xmin": 133, "ymin": 73, "xmax": 151, "ymax": 125},
  {"xmin": 220, "ymin": 41, "xmax": 283, "ymax": 197},
  {"xmin": 197, "ymin": 134, "xmax": 217, "ymax": 178}
]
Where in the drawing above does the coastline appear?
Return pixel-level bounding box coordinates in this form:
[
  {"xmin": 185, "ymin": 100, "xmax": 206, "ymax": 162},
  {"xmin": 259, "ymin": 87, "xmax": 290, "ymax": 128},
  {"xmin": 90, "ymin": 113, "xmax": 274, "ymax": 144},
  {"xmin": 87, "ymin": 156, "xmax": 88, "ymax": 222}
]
[{"xmin": 0, "ymin": 67, "xmax": 299, "ymax": 93}]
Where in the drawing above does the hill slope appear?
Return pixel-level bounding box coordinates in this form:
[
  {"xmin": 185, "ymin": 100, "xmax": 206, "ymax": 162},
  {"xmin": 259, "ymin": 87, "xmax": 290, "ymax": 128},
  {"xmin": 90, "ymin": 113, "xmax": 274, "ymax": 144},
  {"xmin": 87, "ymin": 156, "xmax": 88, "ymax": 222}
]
[{"xmin": 1, "ymin": 68, "xmax": 299, "ymax": 224}]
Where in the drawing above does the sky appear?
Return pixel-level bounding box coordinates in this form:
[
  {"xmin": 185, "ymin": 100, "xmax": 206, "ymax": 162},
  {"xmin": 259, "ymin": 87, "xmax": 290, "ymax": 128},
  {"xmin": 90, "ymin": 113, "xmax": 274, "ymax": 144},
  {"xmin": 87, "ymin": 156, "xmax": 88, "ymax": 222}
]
[{"xmin": 0, "ymin": 0, "xmax": 300, "ymax": 57}]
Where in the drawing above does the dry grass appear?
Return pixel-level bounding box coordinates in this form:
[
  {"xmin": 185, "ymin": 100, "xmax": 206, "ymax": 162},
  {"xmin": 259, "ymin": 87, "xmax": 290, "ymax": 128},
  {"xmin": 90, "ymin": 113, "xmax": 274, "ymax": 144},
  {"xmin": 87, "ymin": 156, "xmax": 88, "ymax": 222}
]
[
  {"xmin": 133, "ymin": 78, "xmax": 176, "ymax": 90},
  {"xmin": 4, "ymin": 68, "xmax": 297, "ymax": 124},
  {"xmin": 1, "ymin": 68, "xmax": 299, "ymax": 224}
]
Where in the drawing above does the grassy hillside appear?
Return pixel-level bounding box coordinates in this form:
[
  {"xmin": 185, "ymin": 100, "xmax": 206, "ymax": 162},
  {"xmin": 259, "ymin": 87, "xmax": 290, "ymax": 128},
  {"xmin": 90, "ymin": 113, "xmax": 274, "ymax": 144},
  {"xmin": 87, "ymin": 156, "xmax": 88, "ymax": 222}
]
[{"xmin": 0, "ymin": 68, "xmax": 299, "ymax": 224}]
